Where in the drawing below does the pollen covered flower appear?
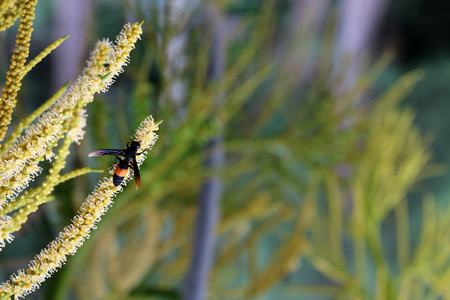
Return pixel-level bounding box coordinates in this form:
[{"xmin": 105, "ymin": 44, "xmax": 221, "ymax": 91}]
[
  {"xmin": 0, "ymin": 1, "xmax": 21, "ymax": 32},
  {"xmin": 133, "ymin": 116, "xmax": 161, "ymax": 166},
  {"xmin": 1, "ymin": 80, "xmax": 70, "ymax": 151},
  {"xmin": 0, "ymin": 22, "xmax": 144, "ymax": 204},
  {"xmin": 0, "ymin": 0, "xmax": 38, "ymax": 142},
  {"xmin": 0, "ymin": 116, "xmax": 159, "ymax": 299},
  {"xmin": 99, "ymin": 21, "xmax": 143, "ymax": 92},
  {"xmin": 0, "ymin": 106, "xmax": 85, "ymax": 247},
  {"xmin": 0, "ymin": 9, "xmax": 149, "ymax": 297}
]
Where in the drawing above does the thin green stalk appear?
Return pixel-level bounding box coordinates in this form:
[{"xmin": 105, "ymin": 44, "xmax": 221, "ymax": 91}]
[
  {"xmin": 1, "ymin": 80, "xmax": 71, "ymax": 151},
  {"xmin": 325, "ymin": 175, "xmax": 345, "ymax": 266},
  {"xmin": 396, "ymin": 200, "xmax": 409, "ymax": 272},
  {"xmin": 367, "ymin": 226, "xmax": 389, "ymax": 300},
  {"xmin": 352, "ymin": 183, "xmax": 366, "ymax": 288}
]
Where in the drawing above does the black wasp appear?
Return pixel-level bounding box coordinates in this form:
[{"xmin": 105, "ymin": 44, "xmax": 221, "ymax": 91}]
[{"xmin": 89, "ymin": 141, "xmax": 145, "ymax": 189}]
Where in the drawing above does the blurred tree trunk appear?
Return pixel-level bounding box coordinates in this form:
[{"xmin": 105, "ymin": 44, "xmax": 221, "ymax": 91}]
[
  {"xmin": 160, "ymin": 1, "xmax": 225, "ymax": 298},
  {"xmin": 283, "ymin": 0, "xmax": 331, "ymax": 84},
  {"xmin": 183, "ymin": 4, "xmax": 225, "ymax": 300},
  {"xmin": 332, "ymin": 0, "xmax": 390, "ymax": 94},
  {"xmin": 51, "ymin": 0, "xmax": 91, "ymax": 89},
  {"xmin": 162, "ymin": 0, "xmax": 191, "ymax": 119}
]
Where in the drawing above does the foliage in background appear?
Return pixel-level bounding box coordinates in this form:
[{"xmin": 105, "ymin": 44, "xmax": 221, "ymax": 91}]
[
  {"xmin": 1, "ymin": 1, "xmax": 450, "ymax": 300},
  {"xmin": 55, "ymin": 2, "xmax": 449, "ymax": 300}
]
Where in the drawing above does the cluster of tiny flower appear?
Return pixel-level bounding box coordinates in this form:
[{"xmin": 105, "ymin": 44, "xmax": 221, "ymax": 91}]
[
  {"xmin": 0, "ymin": 116, "xmax": 159, "ymax": 299},
  {"xmin": 0, "ymin": 22, "xmax": 143, "ymax": 204}
]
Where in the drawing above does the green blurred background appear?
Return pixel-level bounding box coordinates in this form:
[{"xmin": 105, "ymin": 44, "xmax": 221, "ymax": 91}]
[{"xmin": 2, "ymin": 0, "xmax": 450, "ymax": 299}]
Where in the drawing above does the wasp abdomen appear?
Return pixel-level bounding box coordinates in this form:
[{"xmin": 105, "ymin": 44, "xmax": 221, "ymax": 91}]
[{"xmin": 113, "ymin": 165, "xmax": 128, "ymax": 186}]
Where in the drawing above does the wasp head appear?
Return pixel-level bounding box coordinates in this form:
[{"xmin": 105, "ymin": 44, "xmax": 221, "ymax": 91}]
[{"xmin": 130, "ymin": 141, "xmax": 141, "ymax": 149}]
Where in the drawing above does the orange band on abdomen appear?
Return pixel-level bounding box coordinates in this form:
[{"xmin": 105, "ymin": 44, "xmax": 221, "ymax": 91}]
[{"xmin": 115, "ymin": 166, "xmax": 128, "ymax": 177}]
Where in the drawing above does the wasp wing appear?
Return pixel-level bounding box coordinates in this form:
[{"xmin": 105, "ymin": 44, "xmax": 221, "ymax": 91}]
[
  {"xmin": 132, "ymin": 158, "xmax": 140, "ymax": 190},
  {"xmin": 88, "ymin": 149, "xmax": 123, "ymax": 157}
]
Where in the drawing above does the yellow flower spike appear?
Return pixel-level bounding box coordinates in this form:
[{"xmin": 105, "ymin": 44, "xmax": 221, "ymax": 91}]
[
  {"xmin": 0, "ymin": 1, "xmax": 20, "ymax": 32},
  {"xmin": 67, "ymin": 108, "xmax": 88, "ymax": 145},
  {"xmin": 0, "ymin": 108, "xmax": 77, "ymax": 205},
  {"xmin": 0, "ymin": 22, "xmax": 143, "ymax": 202},
  {"xmin": 0, "ymin": 115, "xmax": 159, "ymax": 299},
  {"xmin": 0, "ymin": 108, "xmax": 84, "ymax": 248},
  {"xmin": 0, "ymin": 215, "xmax": 13, "ymax": 249},
  {"xmin": 85, "ymin": 40, "xmax": 112, "ymax": 75},
  {"xmin": 1, "ymin": 80, "xmax": 71, "ymax": 152},
  {"xmin": 23, "ymin": 34, "xmax": 70, "ymax": 74},
  {"xmin": 0, "ymin": 0, "xmax": 37, "ymax": 143},
  {"xmin": 0, "ymin": 0, "xmax": 18, "ymax": 16},
  {"xmin": 99, "ymin": 22, "xmax": 143, "ymax": 92},
  {"xmin": 133, "ymin": 117, "xmax": 160, "ymax": 164},
  {"xmin": 0, "ymin": 198, "xmax": 51, "ymax": 247}
]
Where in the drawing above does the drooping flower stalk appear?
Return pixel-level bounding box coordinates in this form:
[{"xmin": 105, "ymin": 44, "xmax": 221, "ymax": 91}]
[
  {"xmin": 0, "ymin": 22, "xmax": 143, "ymax": 205},
  {"xmin": 0, "ymin": 116, "xmax": 159, "ymax": 299}
]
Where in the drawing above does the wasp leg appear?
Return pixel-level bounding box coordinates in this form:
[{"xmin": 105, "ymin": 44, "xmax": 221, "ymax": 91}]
[
  {"xmin": 136, "ymin": 148, "xmax": 150, "ymax": 155},
  {"xmin": 132, "ymin": 159, "xmax": 140, "ymax": 189}
]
